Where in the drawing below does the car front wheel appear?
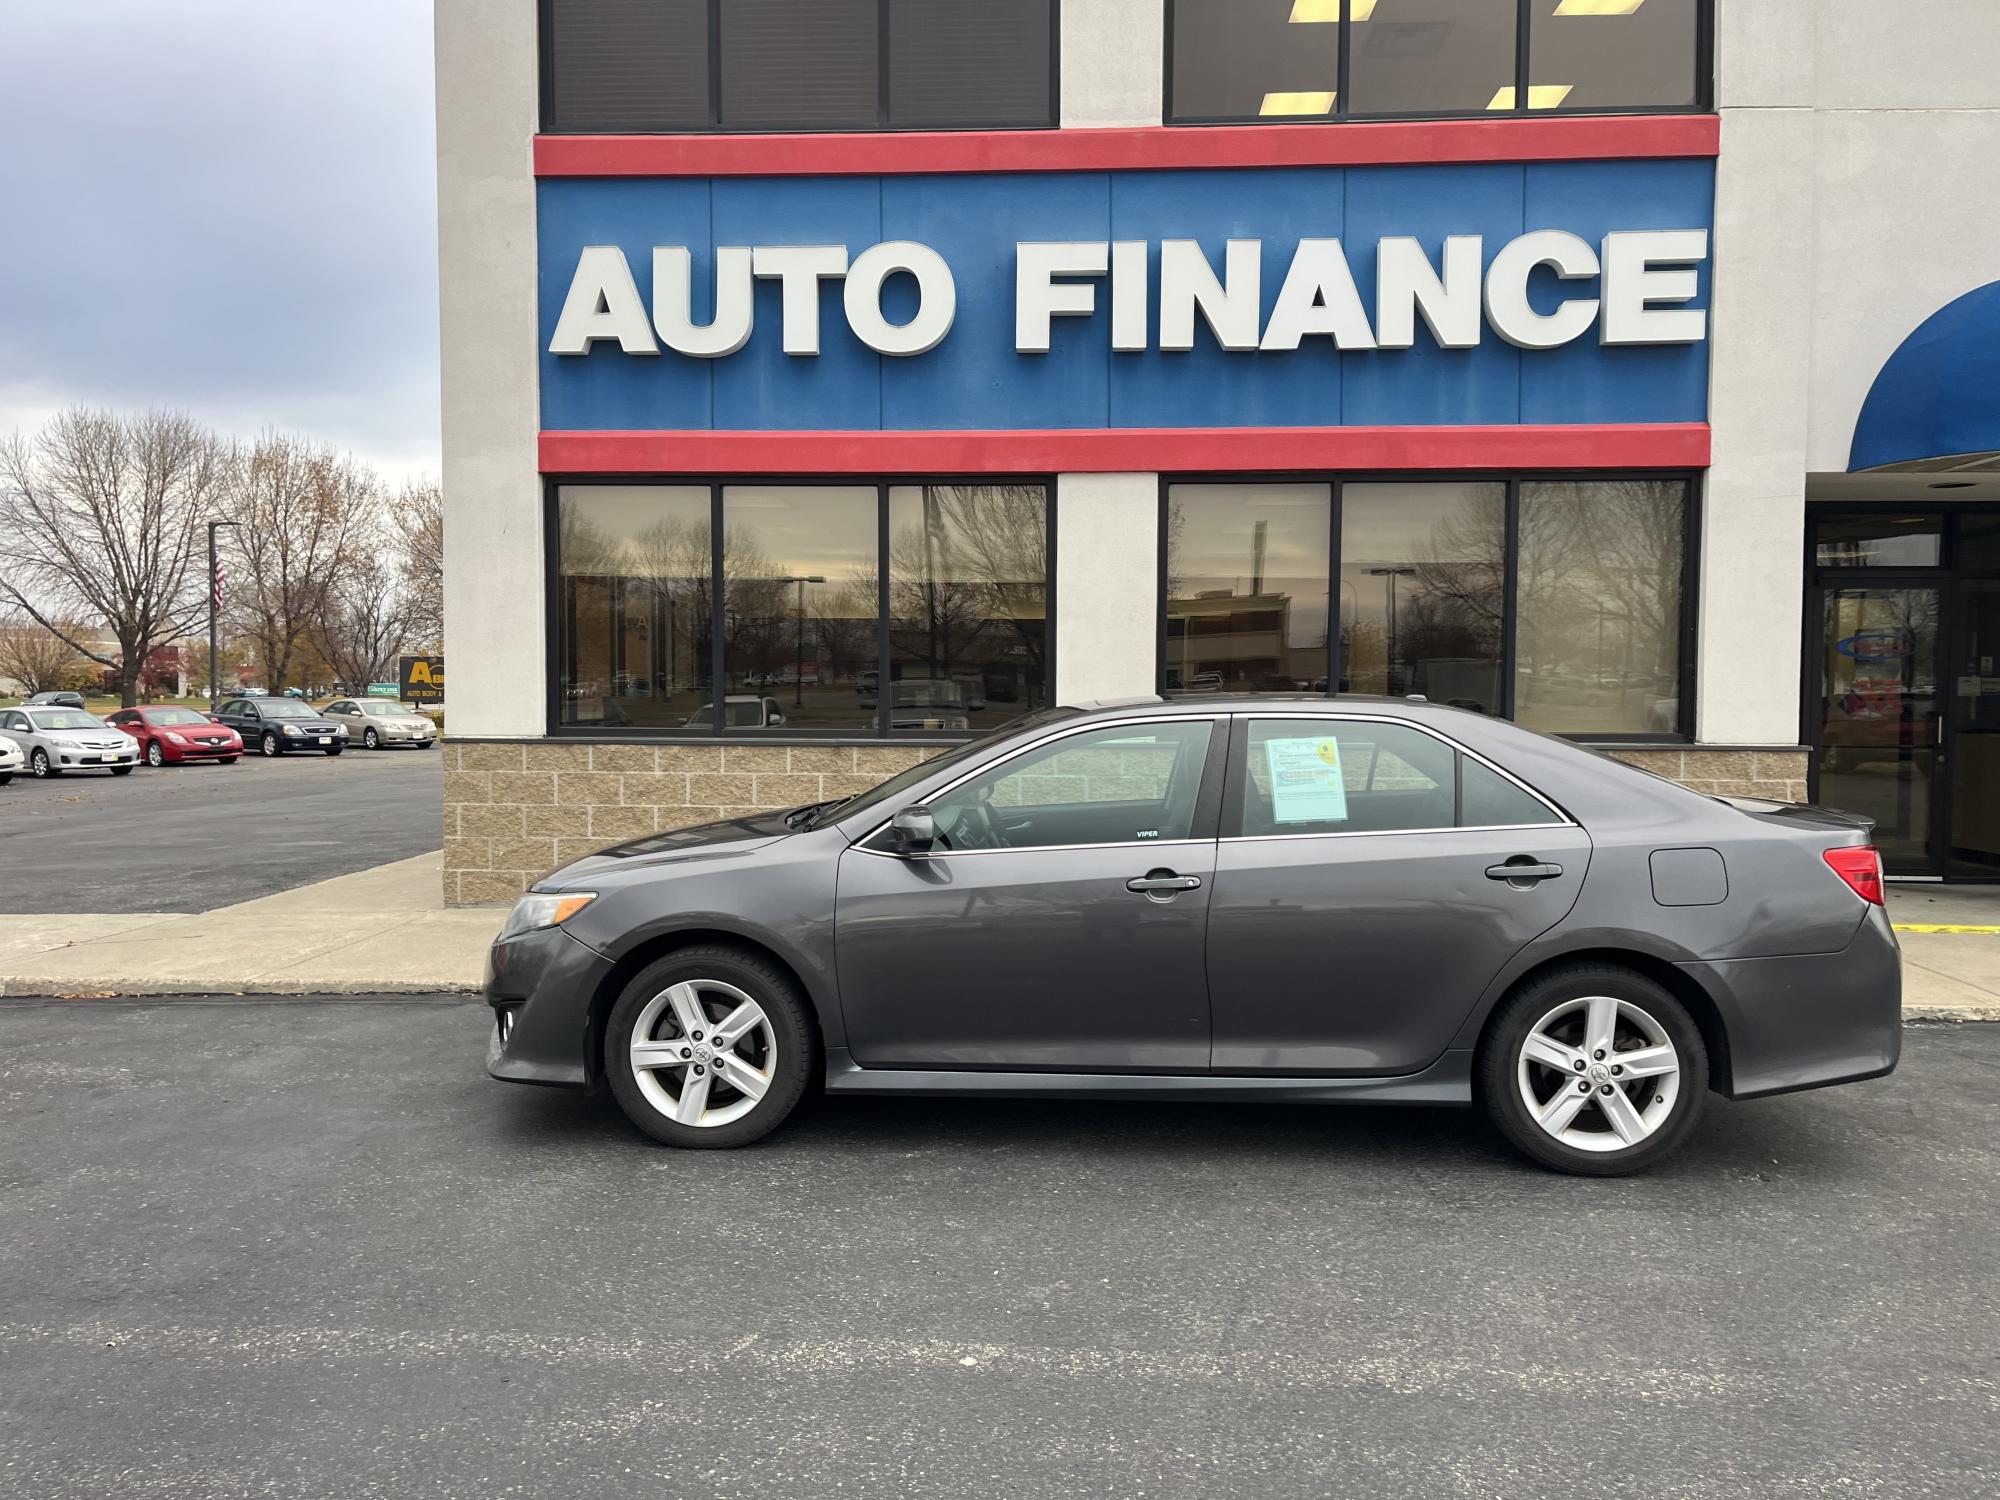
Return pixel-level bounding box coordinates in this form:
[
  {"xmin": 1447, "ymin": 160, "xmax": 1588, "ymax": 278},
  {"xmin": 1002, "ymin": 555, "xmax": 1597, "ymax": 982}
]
[
  {"xmin": 30, "ymin": 749, "xmax": 56, "ymax": 778},
  {"xmin": 605, "ymin": 946, "xmax": 816, "ymax": 1150},
  {"xmin": 146, "ymin": 741, "xmax": 165, "ymax": 767},
  {"xmin": 260, "ymin": 732, "xmax": 281, "ymax": 757},
  {"xmin": 326, "ymin": 745, "xmax": 343, "ymax": 756},
  {"xmin": 363, "ymin": 727, "xmax": 380, "ymax": 749},
  {"xmin": 1479, "ymin": 965, "xmax": 1707, "ymax": 1177}
]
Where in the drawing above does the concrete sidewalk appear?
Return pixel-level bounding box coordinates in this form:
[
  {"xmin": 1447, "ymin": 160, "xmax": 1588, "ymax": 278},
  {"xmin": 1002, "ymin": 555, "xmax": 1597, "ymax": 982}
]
[
  {"xmin": 1, "ymin": 856, "xmax": 1997, "ymax": 1017},
  {"xmin": 0, "ymin": 853, "xmax": 505, "ymax": 997}
]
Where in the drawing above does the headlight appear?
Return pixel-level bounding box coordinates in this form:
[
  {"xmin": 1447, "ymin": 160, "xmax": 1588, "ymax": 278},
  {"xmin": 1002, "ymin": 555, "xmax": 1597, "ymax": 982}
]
[
  {"xmin": 499, "ymin": 891, "xmax": 597, "ymax": 941},
  {"xmin": 282, "ymin": 724, "xmax": 302, "ymax": 737},
  {"xmin": 165, "ymin": 732, "xmax": 187, "ymax": 745},
  {"xmin": 334, "ymin": 724, "xmax": 348, "ymax": 737}
]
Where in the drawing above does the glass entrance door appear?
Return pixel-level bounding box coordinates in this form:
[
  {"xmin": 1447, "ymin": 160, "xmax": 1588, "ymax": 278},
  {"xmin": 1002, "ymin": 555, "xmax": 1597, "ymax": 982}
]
[
  {"xmin": 1814, "ymin": 586, "xmax": 1941, "ymax": 873},
  {"xmin": 1947, "ymin": 580, "xmax": 2000, "ymax": 876}
]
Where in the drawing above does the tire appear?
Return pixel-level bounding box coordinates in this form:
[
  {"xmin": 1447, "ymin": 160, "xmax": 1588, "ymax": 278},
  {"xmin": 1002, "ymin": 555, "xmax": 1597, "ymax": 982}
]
[
  {"xmin": 1479, "ymin": 964, "xmax": 1708, "ymax": 1177},
  {"xmin": 418, "ymin": 739, "xmax": 435, "ymax": 750},
  {"xmin": 326, "ymin": 745, "xmax": 343, "ymax": 757},
  {"xmin": 363, "ymin": 727, "xmax": 379, "ymax": 750},
  {"xmin": 146, "ymin": 741, "xmax": 165, "ymax": 767},
  {"xmin": 0, "ymin": 773, "xmax": 12, "ymax": 786},
  {"xmin": 110, "ymin": 765, "xmax": 134, "ymax": 777},
  {"xmin": 261, "ymin": 732, "xmax": 281, "ymax": 757},
  {"xmin": 30, "ymin": 748, "xmax": 56, "ymax": 778},
  {"xmin": 604, "ymin": 945, "xmax": 817, "ymax": 1150},
  {"xmin": 220, "ymin": 756, "xmax": 239, "ymax": 765}
]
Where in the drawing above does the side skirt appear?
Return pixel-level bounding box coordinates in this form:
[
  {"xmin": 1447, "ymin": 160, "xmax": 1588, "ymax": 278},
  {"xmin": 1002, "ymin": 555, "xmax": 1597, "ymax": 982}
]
[{"xmin": 822, "ymin": 1048, "xmax": 1474, "ymax": 1105}]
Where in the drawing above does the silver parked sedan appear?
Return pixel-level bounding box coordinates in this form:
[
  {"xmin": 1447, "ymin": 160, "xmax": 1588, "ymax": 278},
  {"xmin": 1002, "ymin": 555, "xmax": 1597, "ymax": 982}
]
[
  {"xmin": 320, "ymin": 698, "xmax": 438, "ymax": 750},
  {"xmin": 0, "ymin": 705, "xmax": 140, "ymax": 778}
]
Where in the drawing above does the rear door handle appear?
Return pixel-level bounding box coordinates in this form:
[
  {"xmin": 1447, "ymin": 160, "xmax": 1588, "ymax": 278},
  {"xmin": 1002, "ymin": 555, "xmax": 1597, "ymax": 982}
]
[
  {"xmin": 1486, "ymin": 860, "xmax": 1564, "ymax": 883},
  {"xmin": 1127, "ymin": 873, "xmax": 1202, "ymax": 893}
]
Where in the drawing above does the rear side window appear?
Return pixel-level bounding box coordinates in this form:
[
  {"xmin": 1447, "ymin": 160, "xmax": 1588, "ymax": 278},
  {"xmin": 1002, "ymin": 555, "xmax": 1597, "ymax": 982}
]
[{"xmin": 1232, "ymin": 718, "xmax": 1560, "ymax": 837}]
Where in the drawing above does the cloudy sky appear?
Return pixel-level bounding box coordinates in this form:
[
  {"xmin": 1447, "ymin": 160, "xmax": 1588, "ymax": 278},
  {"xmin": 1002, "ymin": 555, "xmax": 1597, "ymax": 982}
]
[{"xmin": 0, "ymin": 1, "xmax": 440, "ymax": 483}]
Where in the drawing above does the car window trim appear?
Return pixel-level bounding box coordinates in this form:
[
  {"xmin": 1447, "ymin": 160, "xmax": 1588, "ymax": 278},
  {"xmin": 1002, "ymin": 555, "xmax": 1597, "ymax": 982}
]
[
  {"xmin": 851, "ymin": 712, "xmax": 1230, "ymax": 858},
  {"xmin": 1219, "ymin": 710, "xmax": 1574, "ymax": 841}
]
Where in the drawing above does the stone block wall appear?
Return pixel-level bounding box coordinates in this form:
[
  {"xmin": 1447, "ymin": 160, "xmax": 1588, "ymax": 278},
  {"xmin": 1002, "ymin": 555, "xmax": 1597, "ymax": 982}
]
[
  {"xmin": 1608, "ymin": 747, "xmax": 1811, "ymax": 803},
  {"xmin": 442, "ymin": 741, "xmax": 944, "ymax": 905},
  {"xmin": 443, "ymin": 740, "xmax": 1817, "ymax": 905}
]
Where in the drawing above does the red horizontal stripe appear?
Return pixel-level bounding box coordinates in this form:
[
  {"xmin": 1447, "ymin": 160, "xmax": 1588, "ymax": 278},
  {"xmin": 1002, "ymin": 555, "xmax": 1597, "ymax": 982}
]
[
  {"xmin": 539, "ymin": 424, "xmax": 1710, "ymax": 475},
  {"xmin": 535, "ymin": 115, "xmax": 1719, "ymax": 179}
]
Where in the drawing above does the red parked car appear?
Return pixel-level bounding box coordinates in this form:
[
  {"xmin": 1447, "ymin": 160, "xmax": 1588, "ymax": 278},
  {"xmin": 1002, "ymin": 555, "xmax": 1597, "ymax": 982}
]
[{"xmin": 105, "ymin": 706, "xmax": 243, "ymax": 767}]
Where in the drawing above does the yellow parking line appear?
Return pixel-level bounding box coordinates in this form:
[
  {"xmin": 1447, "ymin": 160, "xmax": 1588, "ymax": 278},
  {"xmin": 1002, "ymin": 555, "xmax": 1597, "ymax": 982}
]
[{"xmin": 1893, "ymin": 923, "xmax": 2000, "ymax": 934}]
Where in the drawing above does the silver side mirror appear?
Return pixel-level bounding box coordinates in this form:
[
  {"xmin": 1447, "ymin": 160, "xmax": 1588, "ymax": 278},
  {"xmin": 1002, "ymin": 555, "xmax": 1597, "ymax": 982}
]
[{"xmin": 887, "ymin": 805, "xmax": 935, "ymax": 856}]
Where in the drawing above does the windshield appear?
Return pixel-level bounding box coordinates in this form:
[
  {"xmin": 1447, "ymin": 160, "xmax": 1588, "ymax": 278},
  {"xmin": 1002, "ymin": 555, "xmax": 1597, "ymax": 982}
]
[
  {"xmin": 148, "ymin": 708, "xmax": 210, "ymax": 726},
  {"xmin": 260, "ymin": 700, "xmax": 319, "ymax": 718},
  {"xmin": 30, "ymin": 710, "xmax": 102, "ymax": 731},
  {"xmin": 829, "ymin": 708, "xmax": 1080, "ymax": 826},
  {"xmin": 364, "ymin": 701, "xmax": 420, "ymax": 715}
]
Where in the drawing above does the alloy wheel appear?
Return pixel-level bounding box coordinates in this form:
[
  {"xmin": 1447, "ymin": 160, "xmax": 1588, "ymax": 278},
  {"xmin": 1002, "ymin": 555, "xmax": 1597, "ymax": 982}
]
[
  {"xmin": 364, "ymin": 728, "xmax": 379, "ymax": 750},
  {"xmin": 1516, "ymin": 995, "xmax": 1682, "ymax": 1153},
  {"xmin": 261, "ymin": 732, "xmax": 280, "ymax": 757},
  {"xmin": 147, "ymin": 741, "xmax": 164, "ymax": 766},
  {"xmin": 628, "ymin": 979, "xmax": 776, "ymax": 1129},
  {"xmin": 30, "ymin": 749, "xmax": 53, "ymax": 778}
]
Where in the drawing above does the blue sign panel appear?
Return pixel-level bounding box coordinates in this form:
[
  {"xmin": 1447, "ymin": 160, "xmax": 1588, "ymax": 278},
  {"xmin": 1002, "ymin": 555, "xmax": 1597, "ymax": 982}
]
[{"xmin": 537, "ymin": 158, "xmax": 1714, "ymax": 433}]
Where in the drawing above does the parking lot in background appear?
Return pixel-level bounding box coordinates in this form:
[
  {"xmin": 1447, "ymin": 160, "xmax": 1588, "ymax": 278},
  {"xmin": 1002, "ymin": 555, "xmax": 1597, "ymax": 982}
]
[{"xmin": 0, "ymin": 745, "xmax": 442, "ymax": 914}]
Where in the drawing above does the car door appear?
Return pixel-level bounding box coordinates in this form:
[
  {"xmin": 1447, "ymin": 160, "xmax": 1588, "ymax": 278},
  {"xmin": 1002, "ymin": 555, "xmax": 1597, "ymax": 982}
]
[
  {"xmin": 1206, "ymin": 714, "xmax": 1590, "ymax": 1075},
  {"xmin": 0, "ymin": 709, "xmax": 28, "ymax": 751},
  {"xmin": 835, "ymin": 716, "xmax": 1227, "ymax": 1072}
]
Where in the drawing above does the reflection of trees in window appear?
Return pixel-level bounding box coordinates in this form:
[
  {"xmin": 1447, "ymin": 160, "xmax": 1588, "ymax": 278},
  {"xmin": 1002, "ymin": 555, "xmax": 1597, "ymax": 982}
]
[{"xmin": 888, "ymin": 484, "xmax": 1048, "ymax": 694}]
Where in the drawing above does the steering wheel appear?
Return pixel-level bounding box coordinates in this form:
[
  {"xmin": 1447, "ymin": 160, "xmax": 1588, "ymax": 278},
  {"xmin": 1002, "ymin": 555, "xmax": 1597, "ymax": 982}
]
[{"xmin": 937, "ymin": 799, "xmax": 1000, "ymax": 851}]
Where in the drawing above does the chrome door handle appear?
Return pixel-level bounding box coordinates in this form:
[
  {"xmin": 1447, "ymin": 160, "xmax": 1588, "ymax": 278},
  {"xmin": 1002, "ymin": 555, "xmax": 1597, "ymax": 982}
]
[
  {"xmin": 1126, "ymin": 874, "xmax": 1202, "ymax": 893},
  {"xmin": 1486, "ymin": 860, "xmax": 1564, "ymax": 883}
]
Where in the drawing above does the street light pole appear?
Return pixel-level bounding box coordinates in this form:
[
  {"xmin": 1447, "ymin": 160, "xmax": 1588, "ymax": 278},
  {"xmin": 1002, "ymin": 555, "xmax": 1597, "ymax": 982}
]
[
  {"xmin": 785, "ymin": 575, "xmax": 826, "ymax": 708},
  {"xmin": 207, "ymin": 519, "xmax": 239, "ymax": 706}
]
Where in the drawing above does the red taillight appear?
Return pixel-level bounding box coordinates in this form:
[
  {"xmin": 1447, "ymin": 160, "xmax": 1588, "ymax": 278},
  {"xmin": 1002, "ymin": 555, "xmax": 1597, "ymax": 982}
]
[{"xmin": 1823, "ymin": 845, "xmax": 1885, "ymax": 906}]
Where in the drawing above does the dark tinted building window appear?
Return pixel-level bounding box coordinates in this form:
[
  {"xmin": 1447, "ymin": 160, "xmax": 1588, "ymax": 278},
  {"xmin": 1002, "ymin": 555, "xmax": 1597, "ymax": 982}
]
[
  {"xmin": 553, "ymin": 482, "xmax": 1050, "ymax": 737},
  {"xmin": 889, "ymin": 0, "xmax": 1055, "ymax": 128},
  {"xmin": 545, "ymin": 0, "xmax": 712, "ymax": 131},
  {"xmin": 719, "ymin": 0, "xmax": 880, "ymax": 130},
  {"xmin": 543, "ymin": 0, "xmax": 1056, "ymax": 132},
  {"xmin": 1167, "ymin": 0, "xmax": 1709, "ymax": 123},
  {"xmin": 1160, "ymin": 475, "xmax": 1693, "ymax": 739},
  {"xmin": 1813, "ymin": 513, "xmax": 1944, "ymax": 569}
]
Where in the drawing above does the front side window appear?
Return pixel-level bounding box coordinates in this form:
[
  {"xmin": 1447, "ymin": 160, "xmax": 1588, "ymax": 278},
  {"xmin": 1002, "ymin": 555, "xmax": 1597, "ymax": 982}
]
[
  {"xmin": 1162, "ymin": 474, "xmax": 1692, "ymax": 739},
  {"xmin": 543, "ymin": 0, "xmax": 1056, "ymax": 133},
  {"xmin": 1167, "ymin": 0, "xmax": 1707, "ymax": 124},
  {"xmin": 555, "ymin": 481, "xmax": 1051, "ymax": 737},
  {"xmin": 921, "ymin": 720, "xmax": 1216, "ymax": 850}
]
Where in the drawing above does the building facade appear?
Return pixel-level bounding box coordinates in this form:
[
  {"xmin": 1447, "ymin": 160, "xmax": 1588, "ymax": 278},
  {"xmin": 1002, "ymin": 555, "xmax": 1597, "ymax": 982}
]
[{"xmin": 436, "ymin": 0, "xmax": 2000, "ymax": 902}]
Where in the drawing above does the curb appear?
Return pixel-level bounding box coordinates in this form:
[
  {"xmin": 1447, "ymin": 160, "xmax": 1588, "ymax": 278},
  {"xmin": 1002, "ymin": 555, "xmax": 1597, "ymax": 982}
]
[{"xmin": 0, "ymin": 980, "xmax": 482, "ymax": 999}]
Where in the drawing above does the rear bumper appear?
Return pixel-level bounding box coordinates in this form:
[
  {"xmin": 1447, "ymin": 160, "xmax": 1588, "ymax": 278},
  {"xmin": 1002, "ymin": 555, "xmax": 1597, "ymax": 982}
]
[
  {"xmin": 483, "ymin": 923, "xmax": 616, "ymax": 1089},
  {"xmin": 1680, "ymin": 906, "xmax": 1902, "ymax": 1100}
]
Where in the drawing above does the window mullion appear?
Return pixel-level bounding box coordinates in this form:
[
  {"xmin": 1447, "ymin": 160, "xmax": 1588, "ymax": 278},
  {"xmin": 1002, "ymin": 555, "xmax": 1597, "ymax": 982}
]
[
  {"xmin": 1513, "ymin": 0, "xmax": 1531, "ymax": 116},
  {"xmin": 1502, "ymin": 477, "xmax": 1521, "ymax": 721},
  {"xmin": 709, "ymin": 484, "xmax": 726, "ymax": 736},
  {"xmin": 877, "ymin": 485, "xmax": 891, "ymax": 739}
]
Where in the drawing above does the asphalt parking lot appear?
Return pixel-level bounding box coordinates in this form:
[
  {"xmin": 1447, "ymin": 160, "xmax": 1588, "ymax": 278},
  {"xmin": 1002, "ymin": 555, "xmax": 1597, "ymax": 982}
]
[
  {"xmin": 0, "ymin": 744, "xmax": 443, "ymax": 913},
  {"xmin": 0, "ymin": 999, "xmax": 1992, "ymax": 1499}
]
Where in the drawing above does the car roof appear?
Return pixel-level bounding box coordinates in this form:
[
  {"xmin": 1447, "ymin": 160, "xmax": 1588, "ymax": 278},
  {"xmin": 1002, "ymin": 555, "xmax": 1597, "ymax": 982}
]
[{"xmin": 1062, "ymin": 693, "xmax": 1445, "ymax": 718}]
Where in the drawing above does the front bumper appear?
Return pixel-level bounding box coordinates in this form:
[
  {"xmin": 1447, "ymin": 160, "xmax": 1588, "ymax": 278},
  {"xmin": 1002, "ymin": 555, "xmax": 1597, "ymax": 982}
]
[
  {"xmin": 483, "ymin": 922, "xmax": 617, "ymax": 1089},
  {"xmin": 1680, "ymin": 904, "xmax": 1902, "ymax": 1100}
]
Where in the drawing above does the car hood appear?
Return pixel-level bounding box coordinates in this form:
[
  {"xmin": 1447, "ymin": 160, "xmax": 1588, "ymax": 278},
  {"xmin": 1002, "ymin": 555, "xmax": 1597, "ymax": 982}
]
[
  {"xmin": 540, "ymin": 810, "xmax": 795, "ymax": 888},
  {"xmin": 42, "ymin": 731, "xmax": 128, "ymax": 747}
]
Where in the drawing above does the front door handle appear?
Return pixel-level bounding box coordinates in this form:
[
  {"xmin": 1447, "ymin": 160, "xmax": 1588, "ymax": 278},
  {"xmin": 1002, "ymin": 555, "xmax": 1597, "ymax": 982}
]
[
  {"xmin": 1127, "ymin": 872, "xmax": 1202, "ymax": 894},
  {"xmin": 1486, "ymin": 859, "xmax": 1564, "ymax": 884}
]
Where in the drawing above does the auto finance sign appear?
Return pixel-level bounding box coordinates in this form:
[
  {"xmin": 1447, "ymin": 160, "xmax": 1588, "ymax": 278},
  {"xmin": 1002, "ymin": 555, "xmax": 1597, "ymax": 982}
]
[{"xmin": 538, "ymin": 159, "xmax": 1714, "ymax": 432}]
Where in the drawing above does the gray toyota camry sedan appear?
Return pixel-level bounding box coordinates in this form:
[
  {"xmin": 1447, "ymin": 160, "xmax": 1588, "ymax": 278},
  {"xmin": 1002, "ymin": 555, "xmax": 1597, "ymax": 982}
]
[{"xmin": 484, "ymin": 697, "xmax": 1900, "ymax": 1176}]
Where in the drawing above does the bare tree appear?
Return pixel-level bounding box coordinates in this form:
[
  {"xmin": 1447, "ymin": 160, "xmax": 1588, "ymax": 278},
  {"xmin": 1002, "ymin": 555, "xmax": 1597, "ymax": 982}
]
[
  {"xmin": 224, "ymin": 434, "xmax": 376, "ymax": 695},
  {"xmin": 312, "ymin": 555, "xmax": 413, "ymax": 693},
  {"xmin": 0, "ymin": 408, "xmax": 224, "ymax": 706},
  {"xmin": 0, "ymin": 611, "xmax": 97, "ymax": 695},
  {"xmin": 395, "ymin": 478, "xmax": 443, "ymax": 650}
]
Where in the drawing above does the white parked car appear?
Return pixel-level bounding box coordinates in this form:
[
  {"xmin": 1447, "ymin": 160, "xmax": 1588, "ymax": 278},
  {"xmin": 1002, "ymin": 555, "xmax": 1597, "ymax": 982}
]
[
  {"xmin": 0, "ymin": 733, "xmax": 23, "ymax": 784},
  {"xmin": 0, "ymin": 705, "xmax": 140, "ymax": 778}
]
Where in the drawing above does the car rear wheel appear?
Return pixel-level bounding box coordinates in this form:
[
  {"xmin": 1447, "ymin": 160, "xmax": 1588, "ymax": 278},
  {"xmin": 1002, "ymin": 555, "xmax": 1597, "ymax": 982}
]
[
  {"xmin": 363, "ymin": 727, "xmax": 380, "ymax": 749},
  {"xmin": 1479, "ymin": 965, "xmax": 1707, "ymax": 1177},
  {"xmin": 260, "ymin": 732, "xmax": 280, "ymax": 757},
  {"xmin": 146, "ymin": 741, "xmax": 165, "ymax": 767},
  {"xmin": 30, "ymin": 749, "xmax": 56, "ymax": 778},
  {"xmin": 605, "ymin": 945, "xmax": 816, "ymax": 1150}
]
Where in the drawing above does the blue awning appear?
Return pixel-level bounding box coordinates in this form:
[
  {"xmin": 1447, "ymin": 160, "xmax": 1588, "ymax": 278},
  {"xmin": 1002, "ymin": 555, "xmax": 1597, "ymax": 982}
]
[{"xmin": 1850, "ymin": 281, "xmax": 2000, "ymax": 471}]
